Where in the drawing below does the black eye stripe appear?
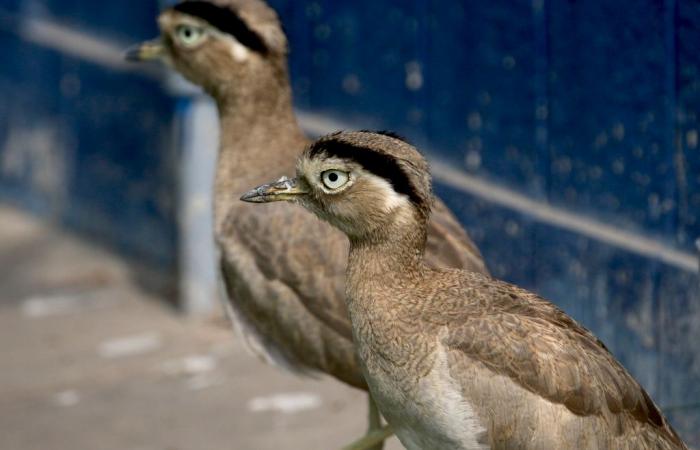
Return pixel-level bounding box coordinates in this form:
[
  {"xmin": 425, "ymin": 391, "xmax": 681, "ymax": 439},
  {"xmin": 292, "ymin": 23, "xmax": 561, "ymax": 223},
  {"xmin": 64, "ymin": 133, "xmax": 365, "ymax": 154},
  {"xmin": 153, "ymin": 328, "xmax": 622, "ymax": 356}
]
[
  {"xmin": 309, "ymin": 140, "xmax": 422, "ymax": 206},
  {"xmin": 172, "ymin": 1, "xmax": 268, "ymax": 54}
]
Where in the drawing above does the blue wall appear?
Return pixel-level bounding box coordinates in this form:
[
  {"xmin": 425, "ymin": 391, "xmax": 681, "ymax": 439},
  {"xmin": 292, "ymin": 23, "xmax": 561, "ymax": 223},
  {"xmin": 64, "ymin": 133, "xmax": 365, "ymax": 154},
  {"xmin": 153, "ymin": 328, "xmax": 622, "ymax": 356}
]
[{"xmin": 0, "ymin": 0, "xmax": 698, "ymax": 444}]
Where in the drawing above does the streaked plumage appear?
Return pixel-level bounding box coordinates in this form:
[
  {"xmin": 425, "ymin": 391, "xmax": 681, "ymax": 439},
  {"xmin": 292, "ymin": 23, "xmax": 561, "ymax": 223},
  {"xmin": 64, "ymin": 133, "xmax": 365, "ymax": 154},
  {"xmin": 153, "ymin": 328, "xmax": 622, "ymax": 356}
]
[
  {"xmin": 127, "ymin": 0, "xmax": 487, "ymax": 403},
  {"xmin": 241, "ymin": 131, "xmax": 688, "ymax": 450}
]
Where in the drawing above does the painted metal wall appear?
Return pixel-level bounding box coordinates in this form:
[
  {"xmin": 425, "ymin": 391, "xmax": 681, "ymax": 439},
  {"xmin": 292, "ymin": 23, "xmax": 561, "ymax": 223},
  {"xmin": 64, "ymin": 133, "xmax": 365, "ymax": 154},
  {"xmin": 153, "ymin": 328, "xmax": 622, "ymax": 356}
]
[{"xmin": 0, "ymin": 0, "xmax": 698, "ymax": 444}]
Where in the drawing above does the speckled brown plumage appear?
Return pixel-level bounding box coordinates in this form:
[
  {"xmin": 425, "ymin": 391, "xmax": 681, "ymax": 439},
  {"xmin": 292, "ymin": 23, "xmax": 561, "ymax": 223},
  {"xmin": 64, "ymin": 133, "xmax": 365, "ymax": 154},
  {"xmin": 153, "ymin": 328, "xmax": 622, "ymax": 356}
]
[
  {"xmin": 242, "ymin": 131, "xmax": 688, "ymax": 449},
  {"xmin": 132, "ymin": 0, "xmax": 487, "ymax": 391}
]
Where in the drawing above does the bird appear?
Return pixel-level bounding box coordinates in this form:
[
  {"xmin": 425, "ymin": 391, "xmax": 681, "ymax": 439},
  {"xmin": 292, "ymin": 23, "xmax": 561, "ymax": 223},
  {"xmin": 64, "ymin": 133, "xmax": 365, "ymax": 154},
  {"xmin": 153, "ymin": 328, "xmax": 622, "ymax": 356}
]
[
  {"xmin": 240, "ymin": 130, "xmax": 688, "ymax": 450},
  {"xmin": 125, "ymin": 1, "xmax": 488, "ymax": 448}
]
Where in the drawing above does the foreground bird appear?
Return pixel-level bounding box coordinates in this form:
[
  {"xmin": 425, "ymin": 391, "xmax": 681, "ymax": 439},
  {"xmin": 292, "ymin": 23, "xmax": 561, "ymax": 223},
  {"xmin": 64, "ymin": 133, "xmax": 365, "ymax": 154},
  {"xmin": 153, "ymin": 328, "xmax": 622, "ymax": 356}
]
[
  {"xmin": 126, "ymin": 1, "xmax": 487, "ymax": 447},
  {"xmin": 241, "ymin": 130, "xmax": 688, "ymax": 450}
]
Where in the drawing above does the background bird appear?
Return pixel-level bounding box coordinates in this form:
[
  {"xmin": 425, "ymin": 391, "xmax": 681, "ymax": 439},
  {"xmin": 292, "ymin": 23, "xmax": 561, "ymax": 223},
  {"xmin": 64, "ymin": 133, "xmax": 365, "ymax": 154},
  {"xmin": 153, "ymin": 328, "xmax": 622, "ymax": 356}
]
[
  {"xmin": 126, "ymin": 0, "xmax": 488, "ymax": 448},
  {"xmin": 241, "ymin": 130, "xmax": 688, "ymax": 450}
]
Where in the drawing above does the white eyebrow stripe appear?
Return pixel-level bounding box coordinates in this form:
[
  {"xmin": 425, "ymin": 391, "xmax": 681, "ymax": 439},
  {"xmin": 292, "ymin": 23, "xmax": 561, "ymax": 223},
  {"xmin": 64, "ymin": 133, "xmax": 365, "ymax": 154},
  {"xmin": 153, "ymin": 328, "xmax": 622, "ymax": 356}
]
[
  {"xmin": 363, "ymin": 172, "xmax": 411, "ymax": 213},
  {"xmin": 204, "ymin": 27, "xmax": 250, "ymax": 62}
]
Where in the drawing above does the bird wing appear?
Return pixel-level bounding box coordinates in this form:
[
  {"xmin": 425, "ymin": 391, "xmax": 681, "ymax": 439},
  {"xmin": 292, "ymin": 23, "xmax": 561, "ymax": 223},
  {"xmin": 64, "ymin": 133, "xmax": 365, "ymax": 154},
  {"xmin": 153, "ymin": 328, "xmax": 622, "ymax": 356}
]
[
  {"xmin": 219, "ymin": 200, "xmax": 370, "ymax": 388},
  {"xmin": 226, "ymin": 200, "xmax": 353, "ymax": 341},
  {"xmin": 426, "ymin": 199, "xmax": 489, "ymax": 275},
  {"xmin": 434, "ymin": 273, "xmax": 685, "ymax": 448}
]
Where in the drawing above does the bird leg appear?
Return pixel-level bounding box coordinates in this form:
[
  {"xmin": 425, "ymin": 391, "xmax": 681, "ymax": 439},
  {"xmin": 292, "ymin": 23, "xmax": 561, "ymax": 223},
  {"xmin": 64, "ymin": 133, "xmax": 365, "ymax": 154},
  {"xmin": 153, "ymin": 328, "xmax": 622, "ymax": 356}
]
[{"xmin": 341, "ymin": 394, "xmax": 393, "ymax": 450}]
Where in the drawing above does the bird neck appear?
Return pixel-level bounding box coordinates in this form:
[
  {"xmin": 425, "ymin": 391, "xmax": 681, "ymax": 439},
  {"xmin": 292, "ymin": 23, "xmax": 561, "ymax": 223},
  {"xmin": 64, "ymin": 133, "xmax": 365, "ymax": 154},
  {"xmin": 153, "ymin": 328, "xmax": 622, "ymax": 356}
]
[
  {"xmin": 214, "ymin": 62, "xmax": 298, "ymax": 128},
  {"xmin": 215, "ymin": 85, "xmax": 303, "ymax": 176},
  {"xmin": 212, "ymin": 63, "xmax": 307, "ymax": 233},
  {"xmin": 346, "ymin": 208, "xmax": 429, "ymax": 295}
]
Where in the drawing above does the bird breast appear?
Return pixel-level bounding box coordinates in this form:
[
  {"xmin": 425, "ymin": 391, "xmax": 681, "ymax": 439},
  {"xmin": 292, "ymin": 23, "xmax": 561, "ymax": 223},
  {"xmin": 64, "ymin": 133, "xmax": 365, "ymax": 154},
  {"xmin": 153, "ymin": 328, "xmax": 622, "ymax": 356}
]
[{"xmin": 362, "ymin": 334, "xmax": 490, "ymax": 450}]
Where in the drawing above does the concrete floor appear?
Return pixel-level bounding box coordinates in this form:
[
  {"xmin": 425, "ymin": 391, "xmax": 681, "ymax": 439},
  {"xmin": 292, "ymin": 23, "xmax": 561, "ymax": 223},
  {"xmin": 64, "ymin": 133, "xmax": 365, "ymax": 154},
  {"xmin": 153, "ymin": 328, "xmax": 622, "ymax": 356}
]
[{"xmin": 0, "ymin": 206, "xmax": 401, "ymax": 450}]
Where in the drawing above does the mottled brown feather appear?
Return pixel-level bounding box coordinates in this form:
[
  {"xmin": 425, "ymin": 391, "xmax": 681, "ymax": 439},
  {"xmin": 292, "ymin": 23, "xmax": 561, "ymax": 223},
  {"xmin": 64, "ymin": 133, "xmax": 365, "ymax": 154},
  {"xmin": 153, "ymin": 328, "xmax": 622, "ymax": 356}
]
[{"xmin": 433, "ymin": 272, "xmax": 684, "ymax": 448}]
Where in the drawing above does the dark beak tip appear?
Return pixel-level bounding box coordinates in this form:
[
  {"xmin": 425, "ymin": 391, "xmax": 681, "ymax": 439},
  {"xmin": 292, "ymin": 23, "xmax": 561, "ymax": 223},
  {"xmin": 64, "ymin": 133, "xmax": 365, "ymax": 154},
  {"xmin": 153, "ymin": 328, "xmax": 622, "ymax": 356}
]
[{"xmin": 240, "ymin": 191, "xmax": 264, "ymax": 203}]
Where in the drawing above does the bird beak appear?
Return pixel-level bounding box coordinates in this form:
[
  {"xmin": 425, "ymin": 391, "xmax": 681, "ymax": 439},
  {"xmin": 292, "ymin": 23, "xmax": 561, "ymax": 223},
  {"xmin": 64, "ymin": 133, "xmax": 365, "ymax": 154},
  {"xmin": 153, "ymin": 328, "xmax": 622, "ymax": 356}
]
[
  {"xmin": 240, "ymin": 177, "xmax": 309, "ymax": 203},
  {"xmin": 124, "ymin": 39, "xmax": 165, "ymax": 62}
]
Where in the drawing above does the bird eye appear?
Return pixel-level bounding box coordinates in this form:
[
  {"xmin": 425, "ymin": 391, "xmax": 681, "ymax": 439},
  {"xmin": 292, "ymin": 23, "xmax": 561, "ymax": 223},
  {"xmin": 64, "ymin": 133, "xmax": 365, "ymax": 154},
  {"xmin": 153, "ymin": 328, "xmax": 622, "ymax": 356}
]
[
  {"xmin": 321, "ymin": 170, "xmax": 349, "ymax": 190},
  {"xmin": 175, "ymin": 25, "xmax": 205, "ymax": 47}
]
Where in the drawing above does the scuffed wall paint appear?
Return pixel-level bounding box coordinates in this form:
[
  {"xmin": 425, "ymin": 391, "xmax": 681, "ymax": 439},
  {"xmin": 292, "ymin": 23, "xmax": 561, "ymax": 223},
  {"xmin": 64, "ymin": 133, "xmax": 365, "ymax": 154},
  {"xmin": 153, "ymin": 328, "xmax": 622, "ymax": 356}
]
[
  {"xmin": 1, "ymin": 120, "xmax": 71, "ymax": 212},
  {"xmin": 0, "ymin": 2, "xmax": 180, "ymax": 273}
]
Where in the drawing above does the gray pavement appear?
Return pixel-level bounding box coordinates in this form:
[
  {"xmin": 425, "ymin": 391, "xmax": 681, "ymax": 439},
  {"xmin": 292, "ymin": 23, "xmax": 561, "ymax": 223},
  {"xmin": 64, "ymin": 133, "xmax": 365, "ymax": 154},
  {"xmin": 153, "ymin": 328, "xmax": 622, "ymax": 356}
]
[{"xmin": 0, "ymin": 205, "xmax": 401, "ymax": 450}]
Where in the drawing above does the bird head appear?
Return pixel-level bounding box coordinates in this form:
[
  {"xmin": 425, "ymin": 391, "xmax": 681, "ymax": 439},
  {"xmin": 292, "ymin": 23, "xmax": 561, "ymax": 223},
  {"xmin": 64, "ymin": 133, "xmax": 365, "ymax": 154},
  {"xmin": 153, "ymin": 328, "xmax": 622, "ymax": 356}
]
[
  {"xmin": 240, "ymin": 131, "xmax": 434, "ymax": 240},
  {"xmin": 125, "ymin": 0, "xmax": 288, "ymax": 97}
]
